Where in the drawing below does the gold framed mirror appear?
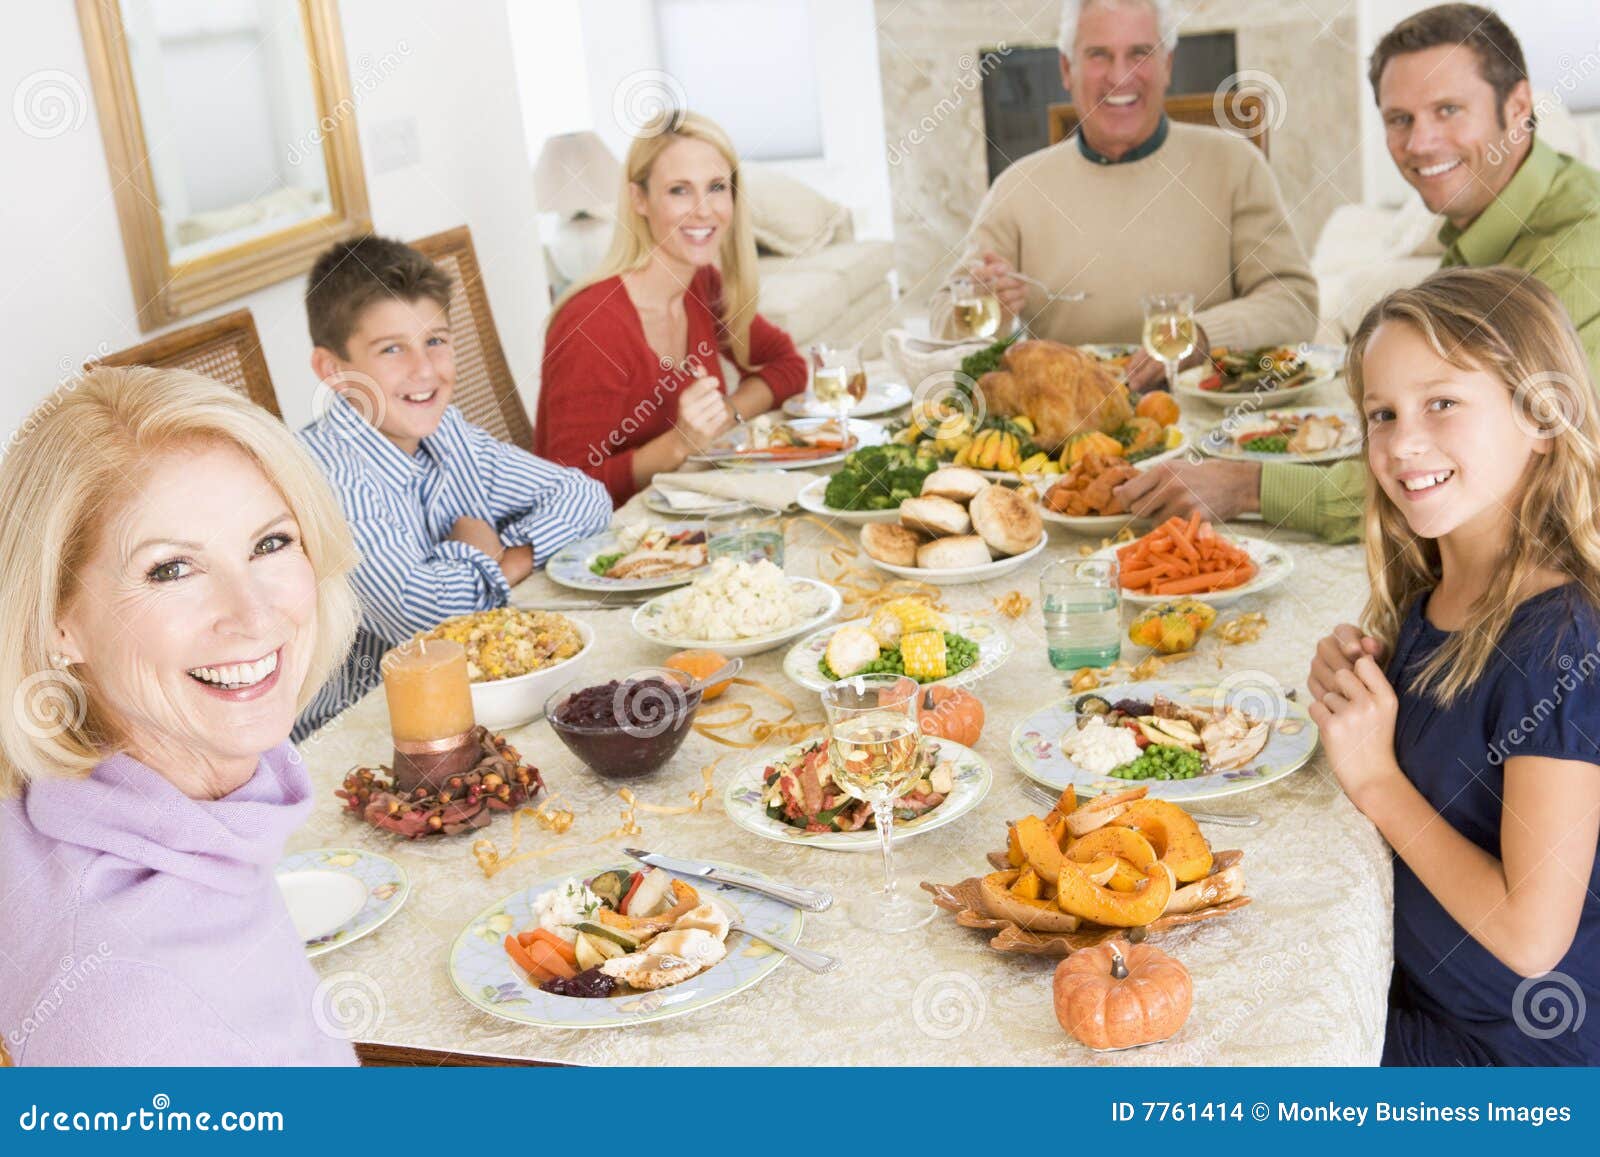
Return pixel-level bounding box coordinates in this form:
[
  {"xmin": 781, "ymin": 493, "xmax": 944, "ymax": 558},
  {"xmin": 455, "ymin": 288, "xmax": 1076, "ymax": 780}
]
[{"xmin": 77, "ymin": 0, "xmax": 372, "ymax": 331}]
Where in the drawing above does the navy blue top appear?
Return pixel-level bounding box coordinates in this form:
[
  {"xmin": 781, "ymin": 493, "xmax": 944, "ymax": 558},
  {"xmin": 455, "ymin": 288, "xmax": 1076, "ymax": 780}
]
[{"xmin": 1387, "ymin": 583, "xmax": 1600, "ymax": 1065}]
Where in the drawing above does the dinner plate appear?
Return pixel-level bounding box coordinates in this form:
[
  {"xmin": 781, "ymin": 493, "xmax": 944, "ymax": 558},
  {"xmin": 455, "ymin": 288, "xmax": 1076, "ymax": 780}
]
[
  {"xmin": 783, "ymin": 380, "xmax": 912, "ymax": 419},
  {"xmin": 723, "ymin": 737, "xmax": 992, "ymax": 852},
  {"xmin": 794, "ymin": 476, "xmax": 907, "ymax": 525},
  {"xmin": 1198, "ymin": 405, "xmax": 1363, "ymax": 465},
  {"xmin": 447, "ymin": 860, "xmax": 802, "ymax": 1030},
  {"xmin": 1085, "ymin": 533, "xmax": 1293, "ymax": 606},
  {"xmin": 642, "ymin": 487, "xmax": 750, "ymax": 518},
  {"xmin": 783, "ymin": 611, "xmax": 1013, "ymax": 692},
  {"xmin": 1172, "ymin": 343, "xmax": 1345, "ymax": 408},
  {"xmin": 1008, "ymin": 680, "xmax": 1318, "ymax": 802},
  {"xmin": 275, "ymin": 848, "xmax": 409, "ymax": 958},
  {"xmin": 864, "ymin": 531, "xmax": 1048, "ymax": 586},
  {"xmin": 630, "ymin": 577, "xmax": 842, "ymax": 657},
  {"xmin": 546, "ymin": 525, "xmax": 711, "ymax": 593},
  {"xmin": 688, "ymin": 417, "xmax": 888, "ymax": 470}
]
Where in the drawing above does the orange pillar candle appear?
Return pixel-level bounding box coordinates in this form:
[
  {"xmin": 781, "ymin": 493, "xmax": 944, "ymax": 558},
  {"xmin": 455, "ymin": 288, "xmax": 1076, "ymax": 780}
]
[{"xmin": 382, "ymin": 639, "xmax": 476, "ymax": 743}]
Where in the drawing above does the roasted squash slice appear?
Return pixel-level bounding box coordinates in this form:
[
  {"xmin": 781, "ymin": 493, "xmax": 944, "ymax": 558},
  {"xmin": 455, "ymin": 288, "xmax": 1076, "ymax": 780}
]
[
  {"xmin": 1055, "ymin": 860, "xmax": 1174, "ymax": 927},
  {"xmin": 1117, "ymin": 799, "xmax": 1213, "ymax": 883}
]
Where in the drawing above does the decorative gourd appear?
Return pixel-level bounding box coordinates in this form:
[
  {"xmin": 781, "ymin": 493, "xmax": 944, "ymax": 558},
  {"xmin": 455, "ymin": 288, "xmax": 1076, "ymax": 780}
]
[
  {"xmin": 1053, "ymin": 940, "xmax": 1193, "ymax": 1049},
  {"xmin": 917, "ymin": 686, "xmax": 984, "ymax": 747},
  {"xmin": 1117, "ymin": 799, "xmax": 1214, "ymax": 883},
  {"xmin": 1055, "ymin": 860, "xmax": 1173, "ymax": 926},
  {"xmin": 1134, "ymin": 390, "xmax": 1182, "ymax": 427},
  {"xmin": 1062, "ymin": 430, "xmax": 1124, "ymax": 467}
]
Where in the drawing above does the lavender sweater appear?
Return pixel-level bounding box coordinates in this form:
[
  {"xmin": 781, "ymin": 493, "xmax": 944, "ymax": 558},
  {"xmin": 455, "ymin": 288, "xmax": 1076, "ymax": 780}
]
[{"xmin": 0, "ymin": 744, "xmax": 356, "ymax": 1066}]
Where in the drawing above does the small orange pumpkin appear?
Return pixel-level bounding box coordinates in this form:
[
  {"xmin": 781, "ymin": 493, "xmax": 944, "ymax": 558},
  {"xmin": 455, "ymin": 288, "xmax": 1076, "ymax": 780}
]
[
  {"xmin": 1134, "ymin": 390, "xmax": 1181, "ymax": 427},
  {"xmin": 917, "ymin": 686, "xmax": 984, "ymax": 746},
  {"xmin": 664, "ymin": 650, "xmax": 733, "ymax": 701},
  {"xmin": 1053, "ymin": 940, "xmax": 1193, "ymax": 1050}
]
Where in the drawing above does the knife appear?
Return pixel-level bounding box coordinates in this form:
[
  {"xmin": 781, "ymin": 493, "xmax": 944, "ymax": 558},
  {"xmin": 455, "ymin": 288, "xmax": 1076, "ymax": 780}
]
[{"xmin": 624, "ymin": 849, "xmax": 833, "ymax": 912}]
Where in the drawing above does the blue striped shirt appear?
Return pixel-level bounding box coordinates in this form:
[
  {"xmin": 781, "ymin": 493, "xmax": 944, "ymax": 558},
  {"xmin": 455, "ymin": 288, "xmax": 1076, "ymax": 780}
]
[{"xmin": 293, "ymin": 394, "xmax": 612, "ymax": 739}]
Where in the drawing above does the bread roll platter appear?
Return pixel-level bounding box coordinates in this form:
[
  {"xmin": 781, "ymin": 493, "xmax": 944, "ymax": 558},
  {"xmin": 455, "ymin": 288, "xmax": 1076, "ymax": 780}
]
[{"xmin": 857, "ymin": 466, "xmax": 1047, "ymax": 585}]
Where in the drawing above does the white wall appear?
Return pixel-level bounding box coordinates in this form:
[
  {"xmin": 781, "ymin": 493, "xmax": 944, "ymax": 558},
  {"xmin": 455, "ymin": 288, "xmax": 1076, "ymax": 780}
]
[
  {"xmin": 0, "ymin": 0, "xmax": 549, "ymax": 437},
  {"xmin": 517, "ymin": 0, "xmax": 895, "ymax": 241}
]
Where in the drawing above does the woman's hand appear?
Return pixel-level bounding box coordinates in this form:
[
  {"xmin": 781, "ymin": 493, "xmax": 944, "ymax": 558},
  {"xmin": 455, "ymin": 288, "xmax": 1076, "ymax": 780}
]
[
  {"xmin": 1307, "ymin": 654, "xmax": 1404, "ymax": 809},
  {"xmin": 674, "ymin": 375, "xmax": 735, "ymax": 453},
  {"xmin": 1308, "ymin": 624, "xmax": 1386, "ymax": 701}
]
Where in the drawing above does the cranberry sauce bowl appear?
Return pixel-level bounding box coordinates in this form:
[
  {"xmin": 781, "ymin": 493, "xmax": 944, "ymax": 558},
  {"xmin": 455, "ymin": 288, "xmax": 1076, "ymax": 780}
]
[{"xmin": 545, "ymin": 668, "xmax": 703, "ymax": 779}]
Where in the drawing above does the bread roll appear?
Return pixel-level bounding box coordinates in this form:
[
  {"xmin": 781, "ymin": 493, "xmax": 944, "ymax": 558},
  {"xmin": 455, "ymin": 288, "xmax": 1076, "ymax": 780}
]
[
  {"xmin": 917, "ymin": 535, "xmax": 992, "ymax": 570},
  {"xmin": 970, "ymin": 484, "xmax": 1044, "ymax": 555},
  {"xmin": 861, "ymin": 523, "xmax": 922, "ymax": 567},
  {"xmin": 899, "ymin": 496, "xmax": 971, "ymax": 538},
  {"xmin": 920, "ymin": 467, "xmax": 990, "ymax": 503}
]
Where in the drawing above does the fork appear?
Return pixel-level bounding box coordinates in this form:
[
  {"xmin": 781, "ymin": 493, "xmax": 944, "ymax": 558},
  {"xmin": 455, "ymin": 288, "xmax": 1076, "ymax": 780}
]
[
  {"xmin": 1008, "ymin": 270, "xmax": 1090, "ymax": 304},
  {"xmin": 729, "ymin": 921, "xmax": 840, "ymax": 974},
  {"xmin": 1021, "ymin": 784, "xmax": 1260, "ymax": 827}
]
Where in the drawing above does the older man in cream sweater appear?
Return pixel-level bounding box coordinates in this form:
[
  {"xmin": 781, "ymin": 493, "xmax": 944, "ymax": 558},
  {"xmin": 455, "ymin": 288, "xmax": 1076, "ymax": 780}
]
[{"xmin": 937, "ymin": 0, "xmax": 1317, "ymax": 392}]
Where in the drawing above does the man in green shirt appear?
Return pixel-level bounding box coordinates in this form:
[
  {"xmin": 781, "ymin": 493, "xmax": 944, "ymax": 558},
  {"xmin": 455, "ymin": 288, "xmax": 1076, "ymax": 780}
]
[{"xmin": 1118, "ymin": 3, "xmax": 1600, "ymax": 544}]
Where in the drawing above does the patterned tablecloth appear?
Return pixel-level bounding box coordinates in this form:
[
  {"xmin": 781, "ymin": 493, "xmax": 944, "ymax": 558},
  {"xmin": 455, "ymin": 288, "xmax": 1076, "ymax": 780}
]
[{"xmin": 292, "ymin": 390, "xmax": 1394, "ymax": 1066}]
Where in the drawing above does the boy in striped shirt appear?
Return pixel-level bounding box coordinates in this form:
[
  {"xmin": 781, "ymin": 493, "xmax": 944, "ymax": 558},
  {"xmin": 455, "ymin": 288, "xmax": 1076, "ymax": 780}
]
[{"xmin": 293, "ymin": 235, "xmax": 611, "ymax": 739}]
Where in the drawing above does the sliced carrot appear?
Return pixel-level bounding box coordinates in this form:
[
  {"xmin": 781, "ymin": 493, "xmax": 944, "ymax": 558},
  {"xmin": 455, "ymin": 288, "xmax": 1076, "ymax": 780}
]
[
  {"xmin": 525, "ymin": 938, "xmax": 578, "ymax": 980},
  {"xmin": 505, "ymin": 934, "xmax": 554, "ymax": 982},
  {"xmin": 528, "ymin": 928, "xmax": 580, "ymax": 968},
  {"xmin": 1121, "ymin": 567, "xmax": 1160, "ymax": 588},
  {"xmin": 1187, "ymin": 511, "xmax": 1202, "ymax": 541},
  {"xmin": 1153, "ymin": 567, "xmax": 1250, "ymax": 595}
]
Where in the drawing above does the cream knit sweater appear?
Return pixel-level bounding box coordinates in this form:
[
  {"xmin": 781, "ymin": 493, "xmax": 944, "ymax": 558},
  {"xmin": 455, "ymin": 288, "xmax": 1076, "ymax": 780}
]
[{"xmin": 935, "ymin": 122, "xmax": 1319, "ymax": 349}]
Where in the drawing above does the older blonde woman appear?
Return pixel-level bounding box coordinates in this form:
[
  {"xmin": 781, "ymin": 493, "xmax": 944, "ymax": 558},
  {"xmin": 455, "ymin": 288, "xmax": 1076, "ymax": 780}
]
[
  {"xmin": 535, "ymin": 109, "xmax": 808, "ymax": 505},
  {"xmin": 0, "ymin": 366, "xmax": 361, "ymax": 1066}
]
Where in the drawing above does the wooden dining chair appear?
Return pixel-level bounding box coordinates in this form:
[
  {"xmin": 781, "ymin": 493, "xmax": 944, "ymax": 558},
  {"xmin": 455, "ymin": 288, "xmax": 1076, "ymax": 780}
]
[
  {"xmin": 1047, "ymin": 91, "xmax": 1270, "ymax": 158},
  {"xmin": 90, "ymin": 308, "xmax": 283, "ymax": 418},
  {"xmin": 409, "ymin": 225, "xmax": 536, "ymax": 452}
]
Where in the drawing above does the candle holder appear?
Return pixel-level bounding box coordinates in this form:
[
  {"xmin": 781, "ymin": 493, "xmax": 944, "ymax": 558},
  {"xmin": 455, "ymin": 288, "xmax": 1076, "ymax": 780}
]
[
  {"xmin": 391, "ymin": 728, "xmax": 482, "ymax": 795},
  {"xmin": 337, "ymin": 727, "xmax": 545, "ymax": 839}
]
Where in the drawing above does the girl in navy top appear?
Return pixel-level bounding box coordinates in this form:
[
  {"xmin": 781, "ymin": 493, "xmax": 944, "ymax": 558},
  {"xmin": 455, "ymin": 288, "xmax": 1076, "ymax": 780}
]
[{"xmin": 1308, "ymin": 266, "xmax": 1600, "ymax": 1066}]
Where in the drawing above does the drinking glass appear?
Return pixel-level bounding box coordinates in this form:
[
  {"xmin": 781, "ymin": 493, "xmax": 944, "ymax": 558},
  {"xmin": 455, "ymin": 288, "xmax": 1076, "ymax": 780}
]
[
  {"xmin": 1141, "ymin": 292, "xmax": 1197, "ymax": 393},
  {"xmin": 706, "ymin": 512, "xmax": 785, "ymax": 569},
  {"xmin": 820, "ymin": 674, "xmax": 932, "ymax": 932},
  {"xmin": 948, "ymin": 274, "xmax": 1004, "ymax": 340},
  {"xmin": 809, "ymin": 342, "xmax": 866, "ymax": 434},
  {"xmin": 1040, "ymin": 558, "xmax": 1121, "ymax": 670}
]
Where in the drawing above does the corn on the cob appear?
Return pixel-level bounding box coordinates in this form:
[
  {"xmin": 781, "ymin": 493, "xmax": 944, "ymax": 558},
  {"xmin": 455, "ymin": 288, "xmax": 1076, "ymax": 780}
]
[
  {"xmin": 882, "ymin": 597, "xmax": 945, "ymax": 634},
  {"xmin": 900, "ymin": 630, "xmax": 947, "ymax": 679}
]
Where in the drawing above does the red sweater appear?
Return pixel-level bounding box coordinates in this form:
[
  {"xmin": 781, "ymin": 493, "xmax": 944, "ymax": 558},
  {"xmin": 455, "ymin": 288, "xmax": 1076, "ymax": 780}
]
[{"xmin": 535, "ymin": 265, "xmax": 808, "ymax": 505}]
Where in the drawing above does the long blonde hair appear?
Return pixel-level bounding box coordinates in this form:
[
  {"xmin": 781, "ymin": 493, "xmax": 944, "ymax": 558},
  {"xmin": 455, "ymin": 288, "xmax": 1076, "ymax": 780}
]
[
  {"xmin": 0, "ymin": 366, "xmax": 362, "ymax": 796},
  {"xmin": 1349, "ymin": 265, "xmax": 1600, "ymax": 703},
  {"xmin": 554, "ymin": 110, "xmax": 760, "ymax": 367}
]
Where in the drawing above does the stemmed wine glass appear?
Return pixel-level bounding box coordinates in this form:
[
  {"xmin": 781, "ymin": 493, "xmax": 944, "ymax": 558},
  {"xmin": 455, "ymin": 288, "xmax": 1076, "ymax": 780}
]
[
  {"xmin": 947, "ymin": 274, "xmax": 1004, "ymax": 341},
  {"xmin": 809, "ymin": 342, "xmax": 866, "ymax": 441},
  {"xmin": 1141, "ymin": 292, "xmax": 1197, "ymax": 393},
  {"xmin": 820, "ymin": 673, "xmax": 933, "ymax": 932}
]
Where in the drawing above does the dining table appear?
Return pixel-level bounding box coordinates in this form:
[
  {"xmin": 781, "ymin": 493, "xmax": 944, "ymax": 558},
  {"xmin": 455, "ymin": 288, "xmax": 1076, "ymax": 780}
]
[{"xmin": 290, "ymin": 376, "xmax": 1395, "ymax": 1066}]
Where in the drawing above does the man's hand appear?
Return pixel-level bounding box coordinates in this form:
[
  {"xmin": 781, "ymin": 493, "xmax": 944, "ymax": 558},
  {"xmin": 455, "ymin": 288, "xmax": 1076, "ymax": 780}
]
[
  {"xmin": 970, "ymin": 251, "xmax": 1029, "ymax": 319},
  {"xmin": 1125, "ymin": 323, "xmax": 1211, "ymax": 394},
  {"xmin": 1308, "ymin": 624, "xmax": 1386, "ymax": 702},
  {"xmin": 448, "ymin": 516, "xmax": 504, "ymax": 560},
  {"xmin": 674, "ymin": 375, "xmax": 735, "ymax": 454},
  {"xmin": 1114, "ymin": 459, "xmax": 1261, "ymax": 523}
]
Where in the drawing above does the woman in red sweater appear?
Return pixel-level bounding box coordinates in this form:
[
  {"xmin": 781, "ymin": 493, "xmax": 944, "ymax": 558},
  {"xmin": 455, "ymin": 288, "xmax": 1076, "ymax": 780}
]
[{"xmin": 537, "ymin": 110, "xmax": 808, "ymax": 505}]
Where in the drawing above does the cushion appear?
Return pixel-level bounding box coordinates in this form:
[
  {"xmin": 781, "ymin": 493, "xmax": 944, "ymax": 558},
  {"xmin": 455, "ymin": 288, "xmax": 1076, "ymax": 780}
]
[
  {"xmin": 755, "ymin": 267, "xmax": 848, "ymax": 345},
  {"xmin": 741, "ymin": 164, "xmax": 850, "ymax": 257},
  {"xmin": 759, "ymin": 240, "xmax": 894, "ymax": 303}
]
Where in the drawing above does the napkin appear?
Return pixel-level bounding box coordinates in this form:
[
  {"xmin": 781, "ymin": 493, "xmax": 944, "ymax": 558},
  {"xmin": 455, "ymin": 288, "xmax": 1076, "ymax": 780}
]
[{"xmin": 650, "ymin": 469, "xmax": 822, "ymax": 513}]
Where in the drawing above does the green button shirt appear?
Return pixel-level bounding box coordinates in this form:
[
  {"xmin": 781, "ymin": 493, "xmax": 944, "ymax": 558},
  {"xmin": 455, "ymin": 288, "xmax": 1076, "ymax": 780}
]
[{"xmin": 1261, "ymin": 139, "xmax": 1600, "ymax": 544}]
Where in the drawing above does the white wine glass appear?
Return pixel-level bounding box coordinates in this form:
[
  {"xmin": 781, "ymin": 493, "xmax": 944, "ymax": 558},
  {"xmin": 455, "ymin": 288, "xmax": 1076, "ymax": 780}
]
[
  {"xmin": 1141, "ymin": 292, "xmax": 1197, "ymax": 393},
  {"xmin": 820, "ymin": 673, "xmax": 932, "ymax": 932},
  {"xmin": 809, "ymin": 342, "xmax": 865, "ymax": 441},
  {"xmin": 948, "ymin": 274, "xmax": 1003, "ymax": 340}
]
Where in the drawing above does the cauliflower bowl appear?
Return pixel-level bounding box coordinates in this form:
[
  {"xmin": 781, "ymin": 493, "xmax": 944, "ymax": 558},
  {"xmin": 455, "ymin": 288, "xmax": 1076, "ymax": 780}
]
[{"xmin": 630, "ymin": 560, "xmax": 842, "ymax": 658}]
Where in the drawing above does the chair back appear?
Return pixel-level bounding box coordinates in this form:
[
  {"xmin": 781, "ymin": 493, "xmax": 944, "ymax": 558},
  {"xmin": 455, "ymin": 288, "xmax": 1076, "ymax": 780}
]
[
  {"xmin": 1047, "ymin": 91, "xmax": 1270, "ymax": 157},
  {"xmin": 409, "ymin": 225, "xmax": 535, "ymax": 451},
  {"xmin": 92, "ymin": 309, "xmax": 281, "ymax": 417}
]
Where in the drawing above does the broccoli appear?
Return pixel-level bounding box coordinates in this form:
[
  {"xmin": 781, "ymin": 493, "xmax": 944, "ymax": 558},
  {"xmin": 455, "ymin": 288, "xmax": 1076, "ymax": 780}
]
[
  {"xmin": 821, "ymin": 445, "xmax": 940, "ymax": 511},
  {"xmin": 959, "ymin": 332, "xmax": 1021, "ymax": 383}
]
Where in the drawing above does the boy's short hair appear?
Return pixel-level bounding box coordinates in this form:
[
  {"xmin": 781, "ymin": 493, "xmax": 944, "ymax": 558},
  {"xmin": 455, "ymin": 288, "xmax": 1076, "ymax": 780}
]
[
  {"xmin": 306, "ymin": 234, "xmax": 453, "ymax": 357},
  {"xmin": 1369, "ymin": 4, "xmax": 1530, "ymax": 129}
]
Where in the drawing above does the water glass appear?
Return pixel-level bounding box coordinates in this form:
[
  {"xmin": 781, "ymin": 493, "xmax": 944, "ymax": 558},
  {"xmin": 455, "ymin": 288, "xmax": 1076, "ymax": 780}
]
[
  {"xmin": 707, "ymin": 513, "xmax": 785, "ymax": 569},
  {"xmin": 1040, "ymin": 558, "xmax": 1121, "ymax": 670}
]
